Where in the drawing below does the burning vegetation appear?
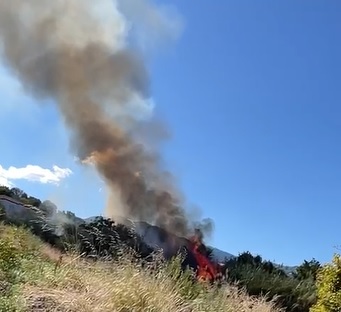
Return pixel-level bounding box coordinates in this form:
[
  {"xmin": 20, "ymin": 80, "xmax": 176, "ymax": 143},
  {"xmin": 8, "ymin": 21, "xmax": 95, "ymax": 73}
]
[
  {"xmin": 188, "ymin": 229, "xmax": 220, "ymax": 283},
  {"xmin": 135, "ymin": 222, "xmax": 222, "ymax": 283}
]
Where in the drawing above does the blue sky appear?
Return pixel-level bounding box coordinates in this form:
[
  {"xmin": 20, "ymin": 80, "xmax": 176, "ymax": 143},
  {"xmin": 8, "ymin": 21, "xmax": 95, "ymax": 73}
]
[{"xmin": 0, "ymin": 1, "xmax": 341, "ymax": 266}]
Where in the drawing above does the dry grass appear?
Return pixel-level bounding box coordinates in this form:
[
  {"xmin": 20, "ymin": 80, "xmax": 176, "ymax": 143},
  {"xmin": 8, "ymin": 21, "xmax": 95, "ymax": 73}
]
[{"xmin": 0, "ymin": 224, "xmax": 282, "ymax": 312}]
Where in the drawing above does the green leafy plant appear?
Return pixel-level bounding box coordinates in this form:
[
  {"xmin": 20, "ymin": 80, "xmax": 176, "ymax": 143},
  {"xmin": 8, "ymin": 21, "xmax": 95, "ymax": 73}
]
[{"xmin": 311, "ymin": 254, "xmax": 341, "ymax": 312}]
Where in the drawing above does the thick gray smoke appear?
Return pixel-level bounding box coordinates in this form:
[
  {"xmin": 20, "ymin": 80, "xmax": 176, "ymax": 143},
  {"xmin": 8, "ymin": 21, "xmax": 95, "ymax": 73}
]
[{"xmin": 0, "ymin": 0, "xmax": 212, "ymax": 238}]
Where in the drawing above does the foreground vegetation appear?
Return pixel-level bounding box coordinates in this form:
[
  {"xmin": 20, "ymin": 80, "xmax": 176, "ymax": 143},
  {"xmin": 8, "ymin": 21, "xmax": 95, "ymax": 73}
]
[
  {"xmin": 1, "ymin": 186, "xmax": 340, "ymax": 311},
  {"xmin": 0, "ymin": 223, "xmax": 279, "ymax": 312}
]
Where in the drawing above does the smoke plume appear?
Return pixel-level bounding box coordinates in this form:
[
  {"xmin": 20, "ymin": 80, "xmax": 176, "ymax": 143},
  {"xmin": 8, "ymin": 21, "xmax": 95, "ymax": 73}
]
[{"xmin": 0, "ymin": 0, "xmax": 212, "ymax": 238}]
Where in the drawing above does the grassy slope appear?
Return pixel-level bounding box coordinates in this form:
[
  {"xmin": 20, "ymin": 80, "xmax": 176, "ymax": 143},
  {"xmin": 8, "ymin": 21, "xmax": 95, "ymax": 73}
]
[{"xmin": 0, "ymin": 223, "xmax": 281, "ymax": 312}]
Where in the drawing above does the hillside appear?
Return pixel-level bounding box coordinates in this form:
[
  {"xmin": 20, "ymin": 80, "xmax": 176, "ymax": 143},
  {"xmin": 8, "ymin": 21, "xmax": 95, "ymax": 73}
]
[
  {"xmin": 0, "ymin": 222, "xmax": 279, "ymax": 312},
  {"xmin": 86, "ymin": 216, "xmax": 293, "ymax": 273},
  {"xmin": 85, "ymin": 216, "xmax": 235, "ymax": 261}
]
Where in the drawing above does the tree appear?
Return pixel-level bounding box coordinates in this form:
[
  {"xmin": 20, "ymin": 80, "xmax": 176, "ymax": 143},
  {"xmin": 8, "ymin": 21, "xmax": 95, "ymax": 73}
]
[
  {"xmin": 222, "ymin": 251, "xmax": 317, "ymax": 311},
  {"xmin": 235, "ymin": 252, "xmax": 265, "ymax": 267},
  {"xmin": 311, "ymin": 254, "xmax": 341, "ymax": 312},
  {"xmin": 9, "ymin": 187, "xmax": 27, "ymax": 199},
  {"xmin": 0, "ymin": 186, "xmax": 11, "ymax": 196},
  {"xmin": 294, "ymin": 258, "xmax": 321, "ymax": 281}
]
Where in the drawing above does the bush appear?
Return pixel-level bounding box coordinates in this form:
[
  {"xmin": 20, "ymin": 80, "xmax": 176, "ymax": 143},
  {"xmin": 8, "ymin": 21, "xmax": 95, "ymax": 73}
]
[
  {"xmin": 224, "ymin": 252, "xmax": 317, "ymax": 311},
  {"xmin": 311, "ymin": 254, "xmax": 341, "ymax": 312},
  {"xmin": 0, "ymin": 224, "xmax": 39, "ymax": 311},
  {"xmin": 0, "ymin": 239, "xmax": 21, "ymax": 272}
]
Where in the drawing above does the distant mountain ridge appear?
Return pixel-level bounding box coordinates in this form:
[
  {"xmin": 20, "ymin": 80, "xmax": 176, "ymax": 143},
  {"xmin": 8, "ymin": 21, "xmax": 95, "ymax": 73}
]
[{"xmin": 210, "ymin": 247, "xmax": 235, "ymax": 263}]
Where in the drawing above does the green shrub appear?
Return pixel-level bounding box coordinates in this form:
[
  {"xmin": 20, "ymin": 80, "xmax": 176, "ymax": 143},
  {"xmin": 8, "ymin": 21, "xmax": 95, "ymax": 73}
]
[
  {"xmin": 0, "ymin": 239, "xmax": 21, "ymax": 272},
  {"xmin": 311, "ymin": 254, "xmax": 341, "ymax": 312},
  {"xmin": 225, "ymin": 253, "xmax": 317, "ymax": 311},
  {"xmin": 0, "ymin": 227, "xmax": 29, "ymax": 312}
]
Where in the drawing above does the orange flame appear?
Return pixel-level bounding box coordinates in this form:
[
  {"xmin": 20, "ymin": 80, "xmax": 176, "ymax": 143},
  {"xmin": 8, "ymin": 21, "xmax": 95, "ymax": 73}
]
[{"xmin": 189, "ymin": 232, "xmax": 217, "ymax": 283}]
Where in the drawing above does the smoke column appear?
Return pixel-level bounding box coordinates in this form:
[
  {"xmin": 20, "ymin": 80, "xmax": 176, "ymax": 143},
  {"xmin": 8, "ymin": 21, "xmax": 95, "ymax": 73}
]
[{"xmin": 0, "ymin": 0, "xmax": 212, "ymax": 237}]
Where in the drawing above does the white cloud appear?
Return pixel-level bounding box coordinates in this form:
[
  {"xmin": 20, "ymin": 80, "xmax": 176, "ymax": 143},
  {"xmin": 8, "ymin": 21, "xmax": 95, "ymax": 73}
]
[{"xmin": 0, "ymin": 164, "xmax": 72, "ymax": 187}]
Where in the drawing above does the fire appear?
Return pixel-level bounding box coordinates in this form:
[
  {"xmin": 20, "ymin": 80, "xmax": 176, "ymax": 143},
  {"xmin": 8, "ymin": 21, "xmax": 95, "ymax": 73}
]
[{"xmin": 188, "ymin": 230, "xmax": 218, "ymax": 283}]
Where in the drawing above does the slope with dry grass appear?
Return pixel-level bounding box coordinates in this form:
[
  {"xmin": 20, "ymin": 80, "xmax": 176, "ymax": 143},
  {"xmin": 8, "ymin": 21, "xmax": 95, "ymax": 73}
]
[{"xmin": 0, "ymin": 223, "xmax": 281, "ymax": 312}]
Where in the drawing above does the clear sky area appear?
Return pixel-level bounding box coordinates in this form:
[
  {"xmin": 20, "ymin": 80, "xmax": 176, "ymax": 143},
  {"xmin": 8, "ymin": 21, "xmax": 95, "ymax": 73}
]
[{"xmin": 0, "ymin": 1, "xmax": 340, "ymax": 266}]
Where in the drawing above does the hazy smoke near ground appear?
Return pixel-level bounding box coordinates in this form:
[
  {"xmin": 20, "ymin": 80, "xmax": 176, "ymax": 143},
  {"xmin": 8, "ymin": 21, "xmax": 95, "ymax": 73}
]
[{"xmin": 0, "ymin": 0, "xmax": 212, "ymax": 237}]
